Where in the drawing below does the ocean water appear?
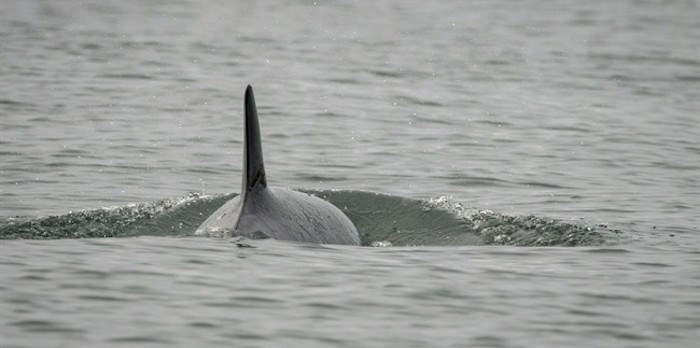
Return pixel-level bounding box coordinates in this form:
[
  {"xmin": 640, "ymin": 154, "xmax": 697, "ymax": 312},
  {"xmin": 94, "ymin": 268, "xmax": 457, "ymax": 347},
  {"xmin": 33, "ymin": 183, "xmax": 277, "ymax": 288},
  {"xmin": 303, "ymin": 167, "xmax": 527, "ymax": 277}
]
[{"xmin": 1, "ymin": 0, "xmax": 698, "ymax": 347}]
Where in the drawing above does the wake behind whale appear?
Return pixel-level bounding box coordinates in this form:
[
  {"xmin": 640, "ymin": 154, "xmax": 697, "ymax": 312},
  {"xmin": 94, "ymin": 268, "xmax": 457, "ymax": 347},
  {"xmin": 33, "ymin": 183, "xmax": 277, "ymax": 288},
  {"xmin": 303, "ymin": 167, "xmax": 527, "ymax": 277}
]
[{"xmin": 195, "ymin": 86, "xmax": 361, "ymax": 245}]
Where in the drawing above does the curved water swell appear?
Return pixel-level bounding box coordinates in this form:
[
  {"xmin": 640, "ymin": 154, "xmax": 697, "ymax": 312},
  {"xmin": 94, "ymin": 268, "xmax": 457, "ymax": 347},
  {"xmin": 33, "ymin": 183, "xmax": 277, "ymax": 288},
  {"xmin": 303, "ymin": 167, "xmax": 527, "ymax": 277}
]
[
  {"xmin": 0, "ymin": 191, "xmax": 609, "ymax": 246},
  {"xmin": 307, "ymin": 190, "xmax": 608, "ymax": 247},
  {"xmin": 0, "ymin": 193, "xmax": 230, "ymax": 240}
]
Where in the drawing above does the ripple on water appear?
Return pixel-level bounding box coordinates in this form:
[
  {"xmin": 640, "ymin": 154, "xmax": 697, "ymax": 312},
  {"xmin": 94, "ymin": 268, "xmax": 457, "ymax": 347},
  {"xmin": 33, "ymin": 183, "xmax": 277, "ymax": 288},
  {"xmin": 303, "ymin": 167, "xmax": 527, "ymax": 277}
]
[{"xmin": 9, "ymin": 319, "xmax": 85, "ymax": 334}]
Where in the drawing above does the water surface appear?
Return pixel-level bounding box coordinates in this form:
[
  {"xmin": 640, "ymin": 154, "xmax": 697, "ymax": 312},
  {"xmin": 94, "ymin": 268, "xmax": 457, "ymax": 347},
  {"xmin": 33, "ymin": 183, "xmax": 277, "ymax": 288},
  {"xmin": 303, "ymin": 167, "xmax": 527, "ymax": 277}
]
[{"xmin": 1, "ymin": 0, "xmax": 698, "ymax": 347}]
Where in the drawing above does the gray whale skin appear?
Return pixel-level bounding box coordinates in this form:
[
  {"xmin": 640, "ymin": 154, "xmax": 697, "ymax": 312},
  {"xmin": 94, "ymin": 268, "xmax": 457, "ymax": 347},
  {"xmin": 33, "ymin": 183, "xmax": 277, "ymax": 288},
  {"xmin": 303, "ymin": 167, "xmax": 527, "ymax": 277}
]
[{"xmin": 196, "ymin": 86, "xmax": 361, "ymax": 245}]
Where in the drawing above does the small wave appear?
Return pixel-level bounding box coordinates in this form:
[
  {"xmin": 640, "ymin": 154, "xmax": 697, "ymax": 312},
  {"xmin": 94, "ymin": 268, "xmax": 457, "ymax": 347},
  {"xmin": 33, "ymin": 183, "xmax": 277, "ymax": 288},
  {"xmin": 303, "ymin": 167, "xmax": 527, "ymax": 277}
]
[
  {"xmin": 327, "ymin": 78, "xmax": 362, "ymax": 85},
  {"xmin": 518, "ymin": 180, "xmax": 570, "ymax": 189},
  {"xmin": 0, "ymin": 99, "xmax": 30, "ymax": 106},
  {"xmin": 369, "ymin": 69, "xmax": 404, "ymax": 78},
  {"xmin": 99, "ymin": 73, "xmax": 155, "ymax": 80},
  {"xmin": 396, "ymin": 95, "xmax": 444, "ymax": 108},
  {"xmin": 447, "ymin": 175, "xmax": 513, "ymax": 188}
]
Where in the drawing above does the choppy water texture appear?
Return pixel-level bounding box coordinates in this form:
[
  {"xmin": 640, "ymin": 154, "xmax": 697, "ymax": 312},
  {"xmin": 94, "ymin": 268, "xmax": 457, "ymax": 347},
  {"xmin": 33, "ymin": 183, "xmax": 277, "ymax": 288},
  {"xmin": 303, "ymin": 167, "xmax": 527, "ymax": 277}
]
[{"xmin": 1, "ymin": 0, "xmax": 698, "ymax": 347}]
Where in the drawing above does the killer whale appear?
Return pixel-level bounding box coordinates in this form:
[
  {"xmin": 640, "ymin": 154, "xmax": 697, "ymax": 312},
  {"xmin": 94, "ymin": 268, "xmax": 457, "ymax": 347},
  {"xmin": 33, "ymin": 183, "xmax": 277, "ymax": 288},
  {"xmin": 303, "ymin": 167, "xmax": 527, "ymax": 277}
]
[{"xmin": 196, "ymin": 86, "xmax": 361, "ymax": 245}]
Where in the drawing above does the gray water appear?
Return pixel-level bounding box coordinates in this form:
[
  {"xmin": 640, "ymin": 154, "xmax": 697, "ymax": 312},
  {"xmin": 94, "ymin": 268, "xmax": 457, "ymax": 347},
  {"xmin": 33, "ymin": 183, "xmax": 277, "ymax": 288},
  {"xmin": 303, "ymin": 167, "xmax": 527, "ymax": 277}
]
[{"xmin": 1, "ymin": 0, "xmax": 699, "ymax": 347}]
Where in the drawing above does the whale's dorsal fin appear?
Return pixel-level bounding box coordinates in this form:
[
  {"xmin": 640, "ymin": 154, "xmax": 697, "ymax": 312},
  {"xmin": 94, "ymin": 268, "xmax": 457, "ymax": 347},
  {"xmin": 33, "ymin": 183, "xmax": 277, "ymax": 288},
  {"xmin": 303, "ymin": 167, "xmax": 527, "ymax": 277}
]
[{"xmin": 242, "ymin": 85, "xmax": 267, "ymax": 194}]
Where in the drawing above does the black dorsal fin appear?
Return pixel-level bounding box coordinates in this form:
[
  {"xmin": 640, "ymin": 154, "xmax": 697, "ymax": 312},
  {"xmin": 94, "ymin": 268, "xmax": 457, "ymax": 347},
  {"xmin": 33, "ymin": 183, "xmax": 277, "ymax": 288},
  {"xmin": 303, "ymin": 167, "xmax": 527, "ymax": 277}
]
[{"xmin": 242, "ymin": 85, "xmax": 267, "ymax": 194}]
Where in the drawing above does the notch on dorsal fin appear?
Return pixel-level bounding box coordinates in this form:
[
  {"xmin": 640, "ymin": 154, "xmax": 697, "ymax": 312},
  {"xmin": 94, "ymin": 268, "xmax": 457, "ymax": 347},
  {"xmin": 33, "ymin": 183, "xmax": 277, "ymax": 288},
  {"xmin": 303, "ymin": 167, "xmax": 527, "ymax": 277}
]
[{"xmin": 242, "ymin": 85, "xmax": 267, "ymax": 194}]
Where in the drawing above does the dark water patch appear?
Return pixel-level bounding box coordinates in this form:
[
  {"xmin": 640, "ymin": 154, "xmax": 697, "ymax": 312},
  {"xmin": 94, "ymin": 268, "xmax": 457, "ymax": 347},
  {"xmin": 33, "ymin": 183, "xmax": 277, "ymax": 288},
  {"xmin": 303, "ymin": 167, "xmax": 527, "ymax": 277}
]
[
  {"xmin": 152, "ymin": 242, "xmax": 230, "ymax": 254},
  {"xmin": 429, "ymin": 264, "xmax": 466, "ymax": 274},
  {"xmin": 202, "ymin": 301, "xmax": 251, "ymax": 309},
  {"xmin": 18, "ymin": 274, "xmax": 48, "ymax": 281},
  {"xmin": 519, "ymin": 180, "xmax": 569, "ymax": 189},
  {"xmin": 609, "ymin": 73, "xmax": 633, "ymax": 82},
  {"xmin": 631, "ymin": 262, "xmax": 672, "ymax": 268},
  {"xmin": 327, "ymin": 77, "xmax": 362, "ymax": 85},
  {"xmin": 589, "ymin": 52, "xmax": 699, "ymax": 67},
  {"xmin": 142, "ymin": 59, "xmax": 169, "ymax": 68},
  {"xmin": 99, "ymin": 73, "xmax": 155, "ymax": 80},
  {"xmin": 9, "ymin": 319, "xmax": 85, "ymax": 333},
  {"xmin": 581, "ymin": 248, "xmax": 630, "ymax": 253},
  {"xmin": 582, "ymin": 248, "xmax": 631, "ymax": 254},
  {"xmin": 313, "ymin": 111, "xmax": 344, "ymax": 118},
  {"xmin": 175, "ymin": 280, "xmax": 233, "ymax": 289},
  {"xmin": 543, "ymin": 125, "xmax": 592, "ymax": 133},
  {"xmin": 0, "ymin": 261, "xmax": 26, "ymax": 266},
  {"xmin": 583, "ymin": 329, "xmax": 649, "ymax": 341},
  {"xmin": 121, "ymin": 284, "xmax": 153, "ymax": 293},
  {"xmin": 588, "ymin": 206, "xmax": 637, "ymax": 214},
  {"xmin": 278, "ymin": 331, "xmax": 348, "ymax": 345},
  {"xmin": 447, "ymin": 175, "xmax": 514, "ymax": 188},
  {"xmin": 184, "ymin": 258, "xmax": 211, "ymax": 265},
  {"xmin": 474, "ymin": 119, "xmax": 513, "ymax": 127},
  {"xmin": 118, "ymin": 40, "xmax": 170, "ymax": 49},
  {"xmin": 223, "ymin": 332, "xmax": 268, "ymax": 340},
  {"xmin": 478, "ymin": 248, "xmax": 542, "ymax": 257},
  {"xmin": 109, "ymin": 336, "xmax": 173, "ymax": 343},
  {"xmin": 44, "ymin": 162, "xmax": 101, "ymax": 169},
  {"xmin": 580, "ymin": 292, "xmax": 662, "ymax": 304},
  {"xmin": 59, "ymin": 283, "xmax": 110, "ymax": 291},
  {"xmin": 635, "ymin": 279, "xmax": 670, "ymax": 285},
  {"xmin": 634, "ymin": 87, "xmax": 664, "ymax": 97},
  {"xmin": 172, "ymin": 76, "xmax": 198, "ymax": 83},
  {"xmin": 186, "ymin": 168, "xmax": 222, "ymax": 175},
  {"xmin": 410, "ymin": 288, "xmax": 475, "ymax": 302},
  {"xmin": 222, "ymin": 60, "xmax": 241, "ymax": 67},
  {"xmin": 1, "ymin": 123, "xmax": 31, "ymax": 130},
  {"xmin": 0, "ymin": 99, "xmax": 31, "ymax": 106},
  {"xmin": 470, "ymin": 334, "xmax": 512, "ymax": 347},
  {"xmin": 71, "ymin": 269, "xmax": 112, "ymax": 279},
  {"xmin": 396, "ymin": 95, "xmax": 444, "ymax": 107},
  {"xmin": 190, "ymin": 41, "xmax": 219, "ymax": 52},
  {"xmin": 8, "ymin": 178, "xmax": 58, "ymax": 185},
  {"xmin": 369, "ymin": 69, "xmax": 404, "ymax": 78},
  {"xmin": 324, "ymin": 163, "xmax": 362, "ymax": 169},
  {"xmin": 51, "ymin": 148, "xmax": 91, "ymax": 156},
  {"xmin": 295, "ymin": 174, "xmax": 348, "ymax": 182},
  {"xmin": 27, "ymin": 116, "xmax": 60, "ymax": 123},
  {"xmin": 304, "ymin": 302, "xmax": 345, "ymax": 310},
  {"xmin": 229, "ymin": 295, "xmax": 283, "ymax": 304},
  {"xmin": 112, "ymin": 269, "xmax": 170, "ymax": 277},
  {"xmin": 188, "ymin": 321, "xmax": 218, "ymax": 328},
  {"xmin": 675, "ymin": 74, "xmax": 700, "ymax": 82},
  {"xmin": 567, "ymin": 309, "xmax": 605, "ymax": 317},
  {"xmin": 555, "ymin": 79, "xmax": 606, "ymax": 91},
  {"xmin": 410, "ymin": 114, "xmax": 452, "ymax": 125},
  {"xmin": 483, "ymin": 58, "xmax": 511, "ymax": 66},
  {"xmin": 492, "ymin": 138, "xmax": 519, "ymax": 145},
  {"xmin": 79, "ymin": 42, "xmax": 102, "ymax": 50},
  {"xmin": 75, "ymin": 294, "xmax": 128, "ymax": 302},
  {"xmin": 558, "ymin": 320, "xmax": 630, "ymax": 329},
  {"xmin": 239, "ymin": 35, "xmax": 276, "ymax": 44}
]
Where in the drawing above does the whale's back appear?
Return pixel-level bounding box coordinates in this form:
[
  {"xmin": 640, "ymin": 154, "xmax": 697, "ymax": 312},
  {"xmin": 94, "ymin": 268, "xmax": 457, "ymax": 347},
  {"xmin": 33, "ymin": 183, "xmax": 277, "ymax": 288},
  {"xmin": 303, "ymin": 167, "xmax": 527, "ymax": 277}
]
[
  {"xmin": 198, "ymin": 187, "xmax": 360, "ymax": 245},
  {"xmin": 196, "ymin": 86, "xmax": 361, "ymax": 245}
]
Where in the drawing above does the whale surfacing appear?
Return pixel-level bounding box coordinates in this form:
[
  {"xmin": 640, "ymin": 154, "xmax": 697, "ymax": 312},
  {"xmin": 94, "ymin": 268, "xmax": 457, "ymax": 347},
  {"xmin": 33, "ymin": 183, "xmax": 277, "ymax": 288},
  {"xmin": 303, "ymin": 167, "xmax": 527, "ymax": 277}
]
[{"xmin": 196, "ymin": 86, "xmax": 361, "ymax": 245}]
